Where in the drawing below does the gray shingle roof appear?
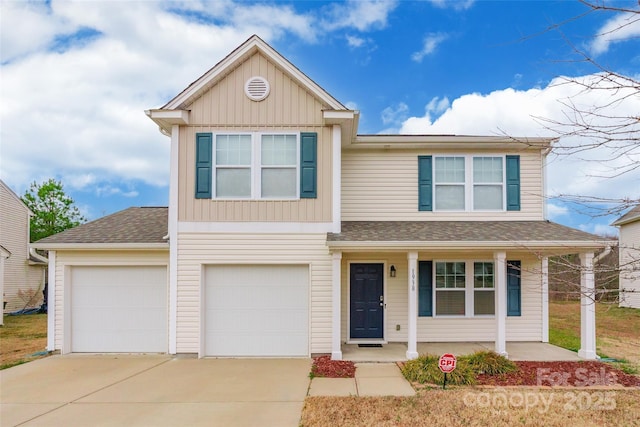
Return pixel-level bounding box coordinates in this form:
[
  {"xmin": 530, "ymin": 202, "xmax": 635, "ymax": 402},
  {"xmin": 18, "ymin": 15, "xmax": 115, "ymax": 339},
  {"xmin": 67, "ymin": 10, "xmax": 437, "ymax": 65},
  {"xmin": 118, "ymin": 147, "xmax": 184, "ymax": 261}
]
[
  {"xmin": 34, "ymin": 207, "xmax": 168, "ymax": 245},
  {"xmin": 327, "ymin": 221, "xmax": 601, "ymax": 243},
  {"xmin": 612, "ymin": 205, "xmax": 640, "ymax": 226}
]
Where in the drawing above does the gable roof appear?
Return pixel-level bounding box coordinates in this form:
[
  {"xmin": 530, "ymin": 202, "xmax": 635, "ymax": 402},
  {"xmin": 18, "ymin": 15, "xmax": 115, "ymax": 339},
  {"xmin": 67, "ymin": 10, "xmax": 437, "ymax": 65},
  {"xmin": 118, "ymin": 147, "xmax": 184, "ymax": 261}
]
[
  {"xmin": 32, "ymin": 207, "xmax": 168, "ymax": 250},
  {"xmin": 162, "ymin": 35, "xmax": 346, "ymax": 111},
  {"xmin": 328, "ymin": 221, "xmax": 605, "ymax": 252},
  {"xmin": 611, "ymin": 205, "xmax": 640, "ymax": 227},
  {"xmin": 0, "ymin": 179, "xmax": 33, "ymax": 216}
]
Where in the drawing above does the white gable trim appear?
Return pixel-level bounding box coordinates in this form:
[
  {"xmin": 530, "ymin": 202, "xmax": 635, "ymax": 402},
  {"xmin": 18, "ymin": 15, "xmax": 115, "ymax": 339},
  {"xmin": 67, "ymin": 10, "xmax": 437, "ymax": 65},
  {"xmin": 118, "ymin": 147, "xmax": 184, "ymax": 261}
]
[{"xmin": 163, "ymin": 35, "xmax": 345, "ymax": 111}]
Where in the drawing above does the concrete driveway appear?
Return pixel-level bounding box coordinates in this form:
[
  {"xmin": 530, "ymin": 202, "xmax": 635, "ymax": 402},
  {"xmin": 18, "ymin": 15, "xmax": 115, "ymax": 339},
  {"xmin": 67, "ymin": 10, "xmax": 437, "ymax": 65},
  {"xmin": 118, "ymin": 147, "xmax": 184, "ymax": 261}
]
[{"xmin": 0, "ymin": 355, "xmax": 311, "ymax": 427}]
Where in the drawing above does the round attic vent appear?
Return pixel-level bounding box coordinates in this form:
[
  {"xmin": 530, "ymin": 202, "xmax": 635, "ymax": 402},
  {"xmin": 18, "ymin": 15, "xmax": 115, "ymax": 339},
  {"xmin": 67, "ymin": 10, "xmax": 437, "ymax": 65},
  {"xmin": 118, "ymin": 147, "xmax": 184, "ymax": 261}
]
[{"xmin": 244, "ymin": 76, "xmax": 270, "ymax": 101}]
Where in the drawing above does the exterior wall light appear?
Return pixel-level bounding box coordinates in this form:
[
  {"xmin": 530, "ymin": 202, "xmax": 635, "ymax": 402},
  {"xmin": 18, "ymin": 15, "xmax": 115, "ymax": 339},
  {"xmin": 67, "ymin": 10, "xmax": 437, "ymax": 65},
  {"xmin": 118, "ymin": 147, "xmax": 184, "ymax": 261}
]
[{"xmin": 390, "ymin": 265, "xmax": 396, "ymax": 278}]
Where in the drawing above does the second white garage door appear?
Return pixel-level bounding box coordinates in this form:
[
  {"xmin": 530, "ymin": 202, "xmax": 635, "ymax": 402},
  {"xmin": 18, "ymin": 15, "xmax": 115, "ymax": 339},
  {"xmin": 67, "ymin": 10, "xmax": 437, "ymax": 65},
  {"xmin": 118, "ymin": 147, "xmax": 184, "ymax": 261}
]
[
  {"xmin": 204, "ymin": 265, "xmax": 309, "ymax": 357},
  {"xmin": 70, "ymin": 266, "xmax": 168, "ymax": 353}
]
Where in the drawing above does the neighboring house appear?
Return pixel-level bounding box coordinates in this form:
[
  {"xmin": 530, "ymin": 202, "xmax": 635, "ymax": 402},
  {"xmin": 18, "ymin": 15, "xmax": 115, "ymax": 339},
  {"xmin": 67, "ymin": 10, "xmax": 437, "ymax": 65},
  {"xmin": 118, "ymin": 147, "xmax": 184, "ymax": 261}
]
[
  {"xmin": 612, "ymin": 205, "xmax": 640, "ymax": 309},
  {"xmin": 34, "ymin": 35, "xmax": 605, "ymax": 359},
  {"xmin": 0, "ymin": 180, "xmax": 48, "ymax": 322}
]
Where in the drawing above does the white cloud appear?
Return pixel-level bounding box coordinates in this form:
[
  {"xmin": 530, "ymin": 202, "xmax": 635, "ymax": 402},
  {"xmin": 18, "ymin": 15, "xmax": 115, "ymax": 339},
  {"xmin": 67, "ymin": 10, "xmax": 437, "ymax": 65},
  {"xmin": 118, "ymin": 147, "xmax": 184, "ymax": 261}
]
[
  {"xmin": 428, "ymin": 0, "xmax": 475, "ymax": 11},
  {"xmin": 411, "ymin": 33, "xmax": 448, "ymax": 62},
  {"xmin": 322, "ymin": 0, "xmax": 398, "ymax": 32},
  {"xmin": 546, "ymin": 203, "xmax": 569, "ymax": 219},
  {"xmin": 0, "ymin": 1, "xmax": 398, "ymax": 200},
  {"xmin": 381, "ymin": 102, "xmax": 409, "ymax": 125},
  {"xmin": 346, "ymin": 35, "xmax": 366, "ymax": 48},
  {"xmin": 400, "ymin": 75, "xmax": 640, "ymax": 202},
  {"xmin": 589, "ymin": 11, "xmax": 640, "ymax": 56},
  {"xmin": 579, "ymin": 223, "xmax": 619, "ymax": 238}
]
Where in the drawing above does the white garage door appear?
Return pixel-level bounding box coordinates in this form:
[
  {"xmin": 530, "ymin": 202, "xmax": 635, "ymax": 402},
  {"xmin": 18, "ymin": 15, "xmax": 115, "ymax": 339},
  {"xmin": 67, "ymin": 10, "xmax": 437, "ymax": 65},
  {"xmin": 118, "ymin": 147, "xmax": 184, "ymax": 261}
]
[
  {"xmin": 205, "ymin": 265, "xmax": 309, "ymax": 357},
  {"xmin": 71, "ymin": 266, "xmax": 168, "ymax": 353}
]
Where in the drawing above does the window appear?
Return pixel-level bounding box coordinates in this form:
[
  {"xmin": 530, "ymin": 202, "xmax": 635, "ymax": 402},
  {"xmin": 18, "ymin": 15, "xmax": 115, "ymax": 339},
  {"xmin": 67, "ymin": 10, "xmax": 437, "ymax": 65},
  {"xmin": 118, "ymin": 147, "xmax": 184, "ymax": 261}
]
[
  {"xmin": 473, "ymin": 262, "xmax": 495, "ymax": 315},
  {"xmin": 434, "ymin": 157, "xmax": 465, "ymax": 210},
  {"xmin": 431, "ymin": 155, "xmax": 505, "ymax": 211},
  {"xmin": 215, "ymin": 134, "xmax": 252, "ymax": 198},
  {"xmin": 435, "ymin": 262, "xmax": 466, "ymax": 315},
  {"xmin": 212, "ymin": 133, "xmax": 299, "ymax": 199},
  {"xmin": 473, "ymin": 157, "xmax": 503, "ymax": 210},
  {"xmin": 261, "ymin": 134, "xmax": 297, "ymax": 198}
]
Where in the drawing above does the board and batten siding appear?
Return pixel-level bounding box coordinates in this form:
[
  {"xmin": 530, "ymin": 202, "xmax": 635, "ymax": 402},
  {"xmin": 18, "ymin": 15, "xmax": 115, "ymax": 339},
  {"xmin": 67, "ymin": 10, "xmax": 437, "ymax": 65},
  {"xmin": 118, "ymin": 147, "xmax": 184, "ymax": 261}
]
[
  {"xmin": 176, "ymin": 232, "xmax": 332, "ymax": 354},
  {"xmin": 619, "ymin": 220, "xmax": 640, "ymax": 308},
  {"xmin": 341, "ymin": 149, "xmax": 545, "ymax": 221},
  {"xmin": 178, "ymin": 51, "xmax": 335, "ymax": 224},
  {"xmin": 0, "ymin": 182, "xmax": 45, "ymax": 312},
  {"xmin": 341, "ymin": 253, "xmax": 543, "ymax": 343},
  {"xmin": 177, "ymin": 126, "xmax": 333, "ymax": 223},
  {"xmin": 52, "ymin": 250, "xmax": 169, "ymax": 351}
]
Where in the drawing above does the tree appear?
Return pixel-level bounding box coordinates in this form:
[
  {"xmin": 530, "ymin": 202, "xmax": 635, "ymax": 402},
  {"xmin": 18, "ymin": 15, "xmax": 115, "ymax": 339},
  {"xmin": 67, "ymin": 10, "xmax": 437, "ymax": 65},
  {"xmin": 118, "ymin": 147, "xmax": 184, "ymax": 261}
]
[
  {"xmin": 21, "ymin": 179, "xmax": 86, "ymax": 242},
  {"xmin": 533, "ymin": 1, "xmax": 640, "ymax": 217}
]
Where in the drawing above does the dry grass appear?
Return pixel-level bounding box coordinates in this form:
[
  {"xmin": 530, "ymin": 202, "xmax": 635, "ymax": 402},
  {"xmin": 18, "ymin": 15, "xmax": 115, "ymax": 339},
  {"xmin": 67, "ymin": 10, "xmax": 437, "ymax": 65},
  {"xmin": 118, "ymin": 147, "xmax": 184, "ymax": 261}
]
[
  {"xmin": 0, "ymin": 313, "xmax": 49, "ymax": 369},
  {"xmin": 550, "ymin": 301, "xmax": 640, "ymax": 370},
  {"xmin": 301, "ymin": 389, "xmax": 640, "ymax": 427}
]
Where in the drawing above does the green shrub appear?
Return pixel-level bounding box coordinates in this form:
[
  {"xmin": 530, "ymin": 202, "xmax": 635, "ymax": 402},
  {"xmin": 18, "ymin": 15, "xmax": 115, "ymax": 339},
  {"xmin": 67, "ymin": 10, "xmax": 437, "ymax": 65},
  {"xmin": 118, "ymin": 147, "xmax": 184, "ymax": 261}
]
[
  {"xmin": 462, "ymin": 350, "xmax": 517, "ymax": 375},
  {"xmin": 401, "ymin": 354, "xmax": 476, "ymax": 385}
]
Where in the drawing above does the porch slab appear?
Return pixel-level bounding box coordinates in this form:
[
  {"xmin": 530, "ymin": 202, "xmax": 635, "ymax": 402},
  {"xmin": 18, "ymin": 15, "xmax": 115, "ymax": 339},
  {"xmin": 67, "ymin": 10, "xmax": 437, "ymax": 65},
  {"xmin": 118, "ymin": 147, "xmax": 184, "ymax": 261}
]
[{"xmin": 342, "ymin": 342, "xmax": 581, "ymax": 362}]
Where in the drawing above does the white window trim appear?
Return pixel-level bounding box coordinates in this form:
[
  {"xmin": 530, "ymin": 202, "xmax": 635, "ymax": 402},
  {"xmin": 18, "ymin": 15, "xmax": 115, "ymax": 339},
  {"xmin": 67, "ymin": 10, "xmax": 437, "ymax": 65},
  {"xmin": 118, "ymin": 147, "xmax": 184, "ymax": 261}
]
[
  {"xmin": 433, "ymin": 154, "xmax": 506, "ymax": 212},
  {"xmin": 432, "ymin": 260, "xmax": 497, "ymax": 318},
  {"xmin": 212, "ymin": 132, "xmax": 300, "ymax": 200}
]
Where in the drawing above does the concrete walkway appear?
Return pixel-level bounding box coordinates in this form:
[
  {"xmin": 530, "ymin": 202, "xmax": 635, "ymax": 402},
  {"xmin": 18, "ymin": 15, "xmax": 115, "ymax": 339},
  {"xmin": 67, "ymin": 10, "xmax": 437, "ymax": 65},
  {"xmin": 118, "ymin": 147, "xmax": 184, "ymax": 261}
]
[
  {"xmin": 1, "ymin": 355, "xmax": 311, "ymax": 427},
  {"xmin": 308, "ymin": 363, "xmax": 415, "ymax": 397}
]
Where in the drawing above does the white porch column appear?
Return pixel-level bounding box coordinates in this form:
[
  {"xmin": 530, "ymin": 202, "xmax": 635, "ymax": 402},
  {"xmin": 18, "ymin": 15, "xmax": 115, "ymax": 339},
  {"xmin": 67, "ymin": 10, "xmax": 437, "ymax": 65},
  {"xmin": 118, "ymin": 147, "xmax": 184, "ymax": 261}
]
[
  {"xmin": 331, "ymin": 251, "xmax": 343, "ymax": 360},
  {"xmin": 46, "ymin": 251, "xmax": 56, "ymax": 351},
  {"xmin": 541, "ymin": 256, "xmax": 549, "ymax": 343},
  {"xmin": 578, "ymin": 252, "xmax": 597, "ymax": 359},
  {"xmin": 494, "ymin": 252, "xmax": 507, "ymax": 357},
  {"xmin": 406, "ymin": 252, "xmax": 419, "ymax": 360}
]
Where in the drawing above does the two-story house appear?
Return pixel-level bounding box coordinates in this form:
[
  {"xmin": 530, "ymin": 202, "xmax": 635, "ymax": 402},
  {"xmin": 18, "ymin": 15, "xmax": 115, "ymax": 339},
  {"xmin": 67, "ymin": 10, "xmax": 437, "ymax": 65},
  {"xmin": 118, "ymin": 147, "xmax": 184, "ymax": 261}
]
[
  {"xmin": 1, "ymin": 180, "xmax": 48, "ymax": 325},
  {"xmin": 34, "ymin": 35, "xmax": 604, "ymax": 359},
  {"xmin": 612, "ymin": 205, "xmax": 640, "ymax": 309}
]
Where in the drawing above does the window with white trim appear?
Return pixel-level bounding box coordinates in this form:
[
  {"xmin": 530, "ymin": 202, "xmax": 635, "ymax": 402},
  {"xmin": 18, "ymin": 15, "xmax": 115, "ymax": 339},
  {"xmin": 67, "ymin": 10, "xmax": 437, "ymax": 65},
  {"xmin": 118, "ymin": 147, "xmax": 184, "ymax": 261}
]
[
  {"xmin": 473, "ymin": 262, "xmax": 495, "ymax": 315},
  {"xmin": 431, "ymin": 260, "xmax": 496, "ymax": 317},
  {"xmin": 435, "ymin": 262, "xmax": 466, "ymax": 315},
  {"xmin": 433, "ymin": 155, "xmax": 505, "ymax": 211},
  {"xmin": 213, "ymin": 133, "xmax": 299, "ymax": 199}
]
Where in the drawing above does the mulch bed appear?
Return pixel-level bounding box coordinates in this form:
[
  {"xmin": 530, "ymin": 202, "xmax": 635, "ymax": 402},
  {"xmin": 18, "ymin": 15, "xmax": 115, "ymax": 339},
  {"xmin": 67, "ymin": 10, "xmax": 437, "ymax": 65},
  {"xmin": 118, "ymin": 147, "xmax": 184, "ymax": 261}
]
[
  {"xmin": 476, "ymin": 361, "xmax": 640, "ymax": 387},
  {"xmin": 311, "ymin": 356, "xmax": 356, "ymax": 378}
]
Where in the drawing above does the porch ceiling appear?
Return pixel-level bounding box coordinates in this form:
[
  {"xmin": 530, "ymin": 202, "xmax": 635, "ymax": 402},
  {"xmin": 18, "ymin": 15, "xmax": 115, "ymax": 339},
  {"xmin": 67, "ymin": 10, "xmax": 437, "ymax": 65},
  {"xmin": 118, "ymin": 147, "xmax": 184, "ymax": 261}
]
[{"xmin": 327, "ymin": 221, "xmax": 606, "ymax": 253}]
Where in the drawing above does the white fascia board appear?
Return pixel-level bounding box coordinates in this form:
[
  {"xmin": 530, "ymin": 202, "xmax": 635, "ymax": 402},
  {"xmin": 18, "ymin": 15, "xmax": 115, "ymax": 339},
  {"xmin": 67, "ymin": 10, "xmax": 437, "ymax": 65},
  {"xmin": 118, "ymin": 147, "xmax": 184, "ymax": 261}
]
[
  {"xmin": 31, "ymin": 243, "xmax": 169, "ymax": 251},
  {"xmin": 350, "ymin": 135, "xmax": 554, "ymax": 150},
  {"xmin": 323, "ymin": 110, "xmax": 356, "ymax": 123},
  {"xmin": 163, "ymin": 36, "xmax": 345, "ymax": 111},
  {"xmin": 146, "ymin": 109, "xmax": 190, "ymax": 124},
  {"xmin": 326, "ymin": 240, "xmax": 607, "ymax": 252}
]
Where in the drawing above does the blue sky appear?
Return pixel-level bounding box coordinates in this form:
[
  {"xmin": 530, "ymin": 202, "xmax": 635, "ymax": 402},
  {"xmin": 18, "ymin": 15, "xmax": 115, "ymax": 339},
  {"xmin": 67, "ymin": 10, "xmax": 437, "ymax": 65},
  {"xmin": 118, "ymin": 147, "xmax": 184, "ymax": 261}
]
[{"xmin": 1, "ymin": 0, "xmax": 639, "ymax": 235}]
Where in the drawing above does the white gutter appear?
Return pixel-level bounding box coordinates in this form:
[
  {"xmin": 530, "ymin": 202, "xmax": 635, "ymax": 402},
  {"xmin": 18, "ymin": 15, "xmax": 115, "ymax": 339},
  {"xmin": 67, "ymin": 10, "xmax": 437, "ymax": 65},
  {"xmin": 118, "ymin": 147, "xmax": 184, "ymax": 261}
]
[{"xmin": 29, "ymin": 247, "xmax": 48, "ymax": 264}]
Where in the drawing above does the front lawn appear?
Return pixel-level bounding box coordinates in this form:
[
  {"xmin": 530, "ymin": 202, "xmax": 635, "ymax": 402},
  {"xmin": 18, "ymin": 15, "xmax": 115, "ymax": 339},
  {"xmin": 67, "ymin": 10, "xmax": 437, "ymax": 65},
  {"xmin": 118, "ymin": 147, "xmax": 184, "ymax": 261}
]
[{"xmin": 0, "ymin": 313, "xmax": 49, "ymax": 369}]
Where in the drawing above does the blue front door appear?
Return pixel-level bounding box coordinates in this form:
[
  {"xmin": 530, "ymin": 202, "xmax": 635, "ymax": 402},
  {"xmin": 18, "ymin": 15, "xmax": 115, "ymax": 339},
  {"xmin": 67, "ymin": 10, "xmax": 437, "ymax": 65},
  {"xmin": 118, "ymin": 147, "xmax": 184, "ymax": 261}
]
[{"xmin": 350, "ymin": 263, "xmax": 384, "ymax": 339}]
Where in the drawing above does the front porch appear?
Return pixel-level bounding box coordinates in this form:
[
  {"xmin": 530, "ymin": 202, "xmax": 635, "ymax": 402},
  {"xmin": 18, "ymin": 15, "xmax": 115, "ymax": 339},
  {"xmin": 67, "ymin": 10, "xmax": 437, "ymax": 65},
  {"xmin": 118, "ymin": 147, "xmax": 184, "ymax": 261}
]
[{"xmin": 341, "ymin": 342, "xmax": 582, "ymax": 362}]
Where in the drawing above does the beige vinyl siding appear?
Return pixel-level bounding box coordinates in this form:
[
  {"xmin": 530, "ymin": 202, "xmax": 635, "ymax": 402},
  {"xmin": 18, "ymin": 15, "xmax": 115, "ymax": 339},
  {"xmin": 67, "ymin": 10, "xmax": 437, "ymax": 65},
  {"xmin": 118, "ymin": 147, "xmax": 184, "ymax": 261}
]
[
  {"xmin": 178, "ymin": 126, "xmax": 333, "ymax": 223},
  {"xmin": 341, "ymin": 253, "xmax": 542, "ymax": 343},
  {"xmin": 176, "ymin": 232, "xmax": 331, "ymax": 354},
  {"xmin": 0, "ymin": 182, "xmax": 45, "ymax": 312},
  {"xmin": 188, "ymin": 52, "xmax": 326, "ymax": 127},
  {"xmin": 52, "ymin": 250, "xmax": 169, "ymax": 351},
  {"xmin": 342, "ymin": 149, "xmax": 545, "ymax": 221},
  {"xmin": 619, "ymin": 220, "xmax": 640, "ymax": 308},
  {"xmin": 178, "ymin": 51, "xmax": 334, "ymax": 223}
]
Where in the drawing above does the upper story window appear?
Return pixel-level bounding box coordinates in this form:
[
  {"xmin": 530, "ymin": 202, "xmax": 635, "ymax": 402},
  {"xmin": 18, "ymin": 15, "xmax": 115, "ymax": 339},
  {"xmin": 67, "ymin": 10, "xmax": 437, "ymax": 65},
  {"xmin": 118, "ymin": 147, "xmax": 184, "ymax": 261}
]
[
  {"xmin": 195, "ymin": 132, "xmax": 317, "ymax": 201},
  {"xmin": 419, "ymin": 154, "xmax": 518, "ymax": 212}
]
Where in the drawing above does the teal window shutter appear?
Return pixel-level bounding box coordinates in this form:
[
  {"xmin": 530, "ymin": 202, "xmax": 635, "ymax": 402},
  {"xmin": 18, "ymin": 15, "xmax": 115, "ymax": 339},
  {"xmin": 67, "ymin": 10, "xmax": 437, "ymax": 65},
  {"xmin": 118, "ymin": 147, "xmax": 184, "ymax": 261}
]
[
  {"xmin": 300, "ymin": 132, "xmax": 317, "ymax": 198},
  {"xmin": 418, "ymin": 156, "xmax": 432, "ymax": 211},
  {"xmin": 195, "ymin": 133, "xmax": 212, "ymax": 199},
  {"xmin": 507, "ymin": 260, "xmax": 521, "ymax": 316},
  {"xmin": 418, "ymin": 261, "xmax": 433, "ymax": 316},
  {"xmin": 506, "ymin": 155, "xmax": 520, "ymax": 211}
]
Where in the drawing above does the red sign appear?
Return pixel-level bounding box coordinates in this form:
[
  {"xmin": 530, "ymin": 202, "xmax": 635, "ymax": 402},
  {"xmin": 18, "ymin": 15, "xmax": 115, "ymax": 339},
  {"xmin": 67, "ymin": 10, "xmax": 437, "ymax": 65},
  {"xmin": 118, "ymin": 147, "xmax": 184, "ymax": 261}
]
[{"xmin": 438, "ymin": 353, "xmax": 457, "ymax": 373}]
